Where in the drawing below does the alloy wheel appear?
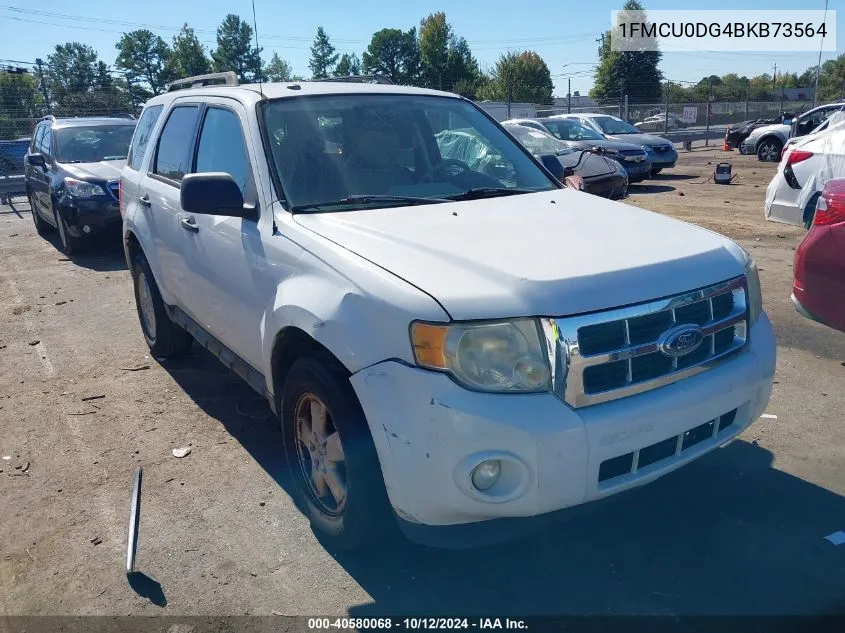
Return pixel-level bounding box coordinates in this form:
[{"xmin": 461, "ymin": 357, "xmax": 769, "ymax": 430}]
[{"xmin": 294, "ymin": 392, "xmax": 347, "ymax": 516}]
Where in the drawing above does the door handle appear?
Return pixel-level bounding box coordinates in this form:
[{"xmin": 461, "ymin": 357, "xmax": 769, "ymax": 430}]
[
  {"xmin": 180, "ymin": 216, "xmax": 199, "ymax": 233},
  {"xmin": 138, "ymin": 195, "xmax": 151, "ymax": 207}
]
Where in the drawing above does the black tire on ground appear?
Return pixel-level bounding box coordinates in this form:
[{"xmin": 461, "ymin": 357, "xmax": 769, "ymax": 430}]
[
  {"xmin": 131, "ymin": 251, "xmax": 193, "ymax": 358},
  {"xmin": 53, "ymin": 203, "xmax": 84, "ymax": 255},
  {"xmin": 651, "ymin": 168, "xmax": 663, "ymax": 175},
  {"xmin": 281, "ymin": 355, "xmax": 395, "ymax": 549},
  {"xmin": 29, "ymin": 194, "xmax": 51, "ymax": 236},
  {"xmin": 757, "ymin": 138, "xmax": 782, "ymax": 162}
]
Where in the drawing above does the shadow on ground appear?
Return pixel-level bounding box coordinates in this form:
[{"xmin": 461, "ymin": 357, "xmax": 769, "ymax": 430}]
[
  {"xmin": 160, "ymin": 346, "xmax": 845, "ymax": 617},
  {"xmin": 628, "ymin": 183, "xmax": 676, "ymax": 195},
  {"xmin": 651, "ymin": 173, "xmax": 698, "ymax": 181}
]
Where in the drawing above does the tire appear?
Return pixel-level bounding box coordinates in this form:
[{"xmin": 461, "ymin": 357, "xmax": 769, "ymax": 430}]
[
  {"xmin": 131, "ymin": 251, "xmax": 193, "ymax": 359},
  {"xmin": 29, "ymin": 193, "xmax": 51, "ymax": 236},
  {"xmin": 281, "ymin": 355, "xmax": 394, "ymax": 549},
  {"xmin": 651, "ymin": 168, "xmax": 663, "ymax": 176},
  {"xmin": 757, "ymin": 138, "xmax": 782, "ymax": 162},
  {"xmin": 53, "ymin": 203, "xmax": 84, "ymax": 255}
]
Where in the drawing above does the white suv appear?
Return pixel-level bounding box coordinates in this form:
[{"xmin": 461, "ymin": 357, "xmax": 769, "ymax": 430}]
[{"xmin": 121, "ymin": 73, "xmax": 776, "ymax": 549}]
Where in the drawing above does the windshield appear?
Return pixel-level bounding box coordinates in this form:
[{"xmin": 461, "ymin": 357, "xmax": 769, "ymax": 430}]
[
  {"xmin": 262, "ymin": 94, "xmax": 556, "ymax": 211},
  {"xmin": 541, "ymin": 119, "xmax": 604, "ymax": 141},
  {"xmin": 55, "ymin": 125, "xmax": 135, "ymax": 163},
  {"xmin": 591, "ymin": 116, "xmax": 641, "ymax": 135},
  {"xmin": 503, "ymin": 124, "xmax": 571, "ymax": 155}
]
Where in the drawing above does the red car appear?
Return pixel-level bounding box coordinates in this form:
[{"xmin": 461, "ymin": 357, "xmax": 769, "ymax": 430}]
[{"xmin": 792, "ymin": 178, "xmax": 845, "ymax": 332}]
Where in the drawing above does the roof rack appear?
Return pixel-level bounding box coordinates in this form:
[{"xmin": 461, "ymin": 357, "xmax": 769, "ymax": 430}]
[
  {"xmin": 313, "ymin": 74, "xmax": 394, "ymax": 85},
  {"xmin": 167, "ymin": 71, "xmax": 239, "ymax": 93},
  {"xmin": 39, "ymin": 114, "xmax": 56, "ymax": 122}
]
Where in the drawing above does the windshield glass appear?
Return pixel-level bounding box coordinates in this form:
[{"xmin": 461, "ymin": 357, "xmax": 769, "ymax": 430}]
[
  {"xmin": 262, "ymin": 94, "xmax": 556, "ymax": 211},
  {"xmin": 541, "ymin": 119, "xmax": 604, "ymax": 141},
  {"xmin": 503, "ymin": 124, "xmax": 571, "ymax": 155},
  {"xmin": 591, "ymin": 116, "xmax": 640, "ymax": 135},
  {"xmin": 55, "ymin": 125, "xmax": 135, "ymax": 163}
]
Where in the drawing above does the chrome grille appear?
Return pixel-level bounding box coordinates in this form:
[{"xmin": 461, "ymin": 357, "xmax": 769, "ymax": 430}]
[
  {"xmin": 548, "ymin": 277, "xmax": 748, "ymax": 408},
  {"xmin": 618, "ymin": 149, "xmax": 647, "ymax": 157}
]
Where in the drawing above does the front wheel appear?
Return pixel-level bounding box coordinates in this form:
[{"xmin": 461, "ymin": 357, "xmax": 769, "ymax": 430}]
[
  {"xmin": 281, "ymin": 355, "xmax": 394, "ymax": 549},
  {"xmin": 29, "ymin": 194, "xmax": 51, "ymax": 236},
  {"xmin": 131, "ymin": 252, "xmax": 193, "ymax": 358},
  {"xmin": 757, "ymin": 139, "xmax": 782, "ymax": 162},
  {"xmin": 53, "ymin": 204, "xmax": 84, "ymax": 255}
]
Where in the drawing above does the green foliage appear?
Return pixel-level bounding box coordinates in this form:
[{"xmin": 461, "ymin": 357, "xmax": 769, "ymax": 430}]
[
  {"xmin": 170, "ymin": 24, "xmax": 211, "ymax": 79},
  {"xmin": 592, "ymin": 0, "xmax": 662, "ymax": 103},
  {"xmin": 476, "ymin": 51, "xmax": 553, "ymax": 104},
  {"xmin": 47, "ymin": 43, "xmax": 101, "ymax": 99},
  {"xmin": 418, "ymin": 13, "xmax": 481, "ymax": 92},
  {"xmin": 361, "ymin": 28, "xmax": 419, "ymax": 84},
  {"xmin": 211, "ymin": 14, "xmax": 263, "ymax": 82},
  {"xmin": 817, "ymin": 55, "xmax": 845, "ymax": 103},
  {"xmin": 266, "ymin": 53, "xmax": 293, "ymax": 82},
  {"xmin": 0, "ymin": 73, "xmax": 44, "ymax": 138},
  {"xmin": 115, "ymin": 29, "xmax": 174, "ymax": 95},
  {"xmin": 309, "ymin": 27, "xmax": 338, "ymax": 79},
  {"xmin": 334, "ymin": 53, "xmax": 362, "ymax": 77}
]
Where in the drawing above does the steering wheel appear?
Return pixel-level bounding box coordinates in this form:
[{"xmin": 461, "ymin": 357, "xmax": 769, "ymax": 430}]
[{"xmin": 432, "ymin": 158, "xmax": 472, "ymax": 178}]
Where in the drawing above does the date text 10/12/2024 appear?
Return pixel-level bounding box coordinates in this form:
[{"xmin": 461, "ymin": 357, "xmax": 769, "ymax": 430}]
[{"xmin": 307, "ymin": 618, "xmax": 528, "ymax": 630}]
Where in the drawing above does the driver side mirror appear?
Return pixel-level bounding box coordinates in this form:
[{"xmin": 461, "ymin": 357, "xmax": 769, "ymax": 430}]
[
  {"xmin": 180, "ymin": 172, "xmax": 257, "ymax": 220},
  {"xmin": 539, "ymin": 154, "xmax": 566, "ymax": 182},
  {"xmin": 26, "ymin": 153, "xmax": 46, "ymax": 168}
]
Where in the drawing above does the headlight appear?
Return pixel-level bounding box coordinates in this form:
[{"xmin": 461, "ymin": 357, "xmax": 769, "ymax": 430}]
[
  {"xmin": 742, "ymin": 251, "xmax": 763, "ymax": 324},
  {"xmin": 64, "ymin": 177, "xmax": 106, "ymax": 198},
  {"xmin": 411, "ymin": 319, "xmax": 552, "ymax": 393}
]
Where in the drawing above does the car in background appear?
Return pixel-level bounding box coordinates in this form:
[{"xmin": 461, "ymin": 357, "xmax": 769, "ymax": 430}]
[
  {"xmin": 634, "ymin": 114, "xmax": 686, "ymax": 132},
  {"xmin": 24, "ymin": 115, "xmax": 136, "ymax": 254},
  {"xmin": 765, "ymin": 114, "xmax": 845, "ymax": 229},
  {"xmin": 742, "ymin": 103, "xmax": 845, "ymax": 162},
  {"xmin": 792, "ymin": 179, "xmax": 845, "ymax": 333},
  {"xmin": 0, "ymin": 137, "xmax": 30, "ymax": 176},
  {"xmin": 504, "ymin": 117, "xmax": 651, "ymax": 183},
  {"xmin": 501, "ymin": 123, "xmax": 628, "ymax": 199},
  {"xmin": 726, "ymin": 113, "xmax": 795, "ymax": 151},
  {"xmin": 553, "ymin": 113, "xmax": 677, "ymax": 175}
]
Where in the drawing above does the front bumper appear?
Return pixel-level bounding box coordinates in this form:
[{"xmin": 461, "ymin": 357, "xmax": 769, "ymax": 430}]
[
  {"xmin": 584, "ymin": 172, "xmax": 628, "ymax": 199},
  {"xmin": 647, "ymin": 147, "xmax": 677, "ymax": 169},
  {"xmin": 58, "ymin": 194, "xmax": 121, "ymax": 238},
  {"xmin": 618, "ymin": 159, "xmax": 652, "ymax": 182},
  {"xmin": 350, "ymin": 315, "xmax": 775, "ymax": 547}
]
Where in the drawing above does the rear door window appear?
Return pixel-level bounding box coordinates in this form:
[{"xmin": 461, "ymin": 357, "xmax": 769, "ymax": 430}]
[
  {"xmin": 153, "ymin": 105, "xmax": 200, "ymax": 183},
  {"xmin": 128, "ymin": 105, "xmax": 164, "ymax": 171}
]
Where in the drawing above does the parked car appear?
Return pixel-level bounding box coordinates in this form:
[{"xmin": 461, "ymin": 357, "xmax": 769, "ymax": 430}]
[
  {"xmin": 500, "ymin": 123, "xmax": 628, "ymax": 198},
  {"xmin": 504, "ymin": 117, "xmax": 651, "ymax": 183},
  {"xmin": 553, "ymin": 113, "xmax": 677, "ymax": 175},
  {"xmin": 792, "ymin": 179, "xmax": 845, "ymax": 332},
  {"xmin": 765, "ymin": 114, "xmax": 845, "ymax": 228},
  {"xmin": 741, "ymin": 103, "xmax": 845, "ymax": 161},
  {"xmin": 725, "ymin": 113, "xmax": 794, "ymax": 151},
  {"xmin": 0, "ymin": 137, "xmax": 30, "ymax": 175},
  {"xmin": 634, "ymin": 115, "xmax": 686, "ymax": 132},
  {"xmin": 24, "ymin": 115, "xmax": 136, "ymax": 254},
  {"xmin": 122, "ymin": 72, "xmax": 775, "ymax": 549}
]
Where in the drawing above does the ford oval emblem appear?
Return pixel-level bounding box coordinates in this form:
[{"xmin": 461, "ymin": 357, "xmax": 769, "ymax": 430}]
[{"xmin": 658, "ymin": 324, "xmax": 705, "ymax": 358}]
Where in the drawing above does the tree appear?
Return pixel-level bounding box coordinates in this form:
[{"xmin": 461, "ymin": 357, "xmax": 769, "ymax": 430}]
[
  {"xmin": 47, "ymin": 43, "xmax": 100, "ymax": 99},
  {"xmin": 0, "ymin": 72, "xmax": 44, "ymax": 139},
  {"xmin": 309, "ymin": 27, "xmax": 338, "ymax": 79},
  {"xmin": 266, "ymin": 52, "xmax": 293, "ymax": 82},
  {"xmin": 115, "ymin": 29, "xmax": 174, "ymax": 95},
  {"xmin": 591, "ymin": 0, "xmax": 662, "ymax": 103},
  {"xmin": 362, "ymin": 28, "xmax": 419, "ymax": 84},
  {"xmin": 419, "ymin": 12, "xmax": 450, "ymax": 89},
  {"xmin": 817, "ymin": 54, "xmax": 845, "ymax": 102},
  {"xmin": 211, "ymin": 14, "xmax": 263, "ymax": 82},
  {"xmin": 445, "ymin": 37, "xmax": 480, "ymax": 93},
  {"xmin": 477, "ymin": 51, "xmax": 554, "ymax": 104},
  {"xmin": 334, "ymin": 53, "xmax": 361, "ymax": 77},
  {"xmin": 170, "ymin": 24, "xmax": 210, "ymax": 78}
]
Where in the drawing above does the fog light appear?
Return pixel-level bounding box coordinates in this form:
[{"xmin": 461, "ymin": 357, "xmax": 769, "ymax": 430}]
[
  {"xmin": 82, "ymin": 225, "xmax": 91, "ymax": 234},
  {"xmin": 471, "ymin": 460, "xmax": 501, "ymax": 491}
]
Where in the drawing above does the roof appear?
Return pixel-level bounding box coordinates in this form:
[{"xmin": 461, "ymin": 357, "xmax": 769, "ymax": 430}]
[
  {"xmin": 145, "ymin": 80, "xmax": 461, "ymax": 108},
  {"xmin": 52, "ymin": 117, "xmax": 136, "ymax": 129}
]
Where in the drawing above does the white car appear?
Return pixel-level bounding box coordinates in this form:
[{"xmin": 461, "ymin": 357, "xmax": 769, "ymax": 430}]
[
  {"xmin": 765, "ymin": 116, "xmax": 845, "ymax": 228},
  {"xmin": 742, "ymin": 103, "xmax": 845, "ymax": 161},
  {"xmin": 122, "ymin": 73, "xmax": 775, "ymax": 549}
]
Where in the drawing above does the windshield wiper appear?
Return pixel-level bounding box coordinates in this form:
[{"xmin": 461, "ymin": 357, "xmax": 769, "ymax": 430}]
[
  {"xmin": 443, "ymin": 187, "xmax": 537, "ymax": 201},
  {"xmin": 291, "ymin": 194, "xmax": 449, "ymax": 213}
]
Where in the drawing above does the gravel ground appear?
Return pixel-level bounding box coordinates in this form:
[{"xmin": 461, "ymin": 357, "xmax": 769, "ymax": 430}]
[{"xmin": 1, "ymin": 148, "xmax": 844, "ymax": 618}]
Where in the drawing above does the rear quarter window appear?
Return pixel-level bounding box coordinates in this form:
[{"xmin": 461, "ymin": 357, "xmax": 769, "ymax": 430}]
[{"xmin": 127, "ymin": 105, "xmax": 164, "ymax": 171}]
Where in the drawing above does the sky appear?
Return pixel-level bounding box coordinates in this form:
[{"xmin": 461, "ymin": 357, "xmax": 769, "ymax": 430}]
[{"xmin": 0, "ymin": 0, "xmax": 841, "ymax": 98}]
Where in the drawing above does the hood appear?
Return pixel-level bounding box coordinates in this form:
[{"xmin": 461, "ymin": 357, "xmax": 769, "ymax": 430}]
[
  {"xmin": 564, "ymin": 139, "xmax": 647, "ymax": 153},
  {"xmin": 61, "ymin": 160, "xmax": 126, "ymax": 182},
  {"xmin": 603, "ymin": 132, "xmax": 672, "ymax": 147},
  {"xmin": 294, "ymin": 190, "xmax": 746, "ymax": 320},
  {"xmin": 558, "ymin": 151, "xmax": 617, "ymax": 178}
]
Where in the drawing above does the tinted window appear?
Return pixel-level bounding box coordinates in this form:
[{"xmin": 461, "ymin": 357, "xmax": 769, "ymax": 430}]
[
  {"xmin": 55, "ymin": 126, "xmax": 135, "ymax": 163},
  {"xmin": 128, "ymin": 105, "xmax": 163, "ymax": 171},
  {"xmin": 591, "ymin": 116, "xmax": 640, "ymax": 135},
  {"xmin": 195, "ymin": 108, "xmax": 250, "ymax": 193},
  {"xmin": 31, "ymin": 124, "xmax": 45, "ymax": 152},
  {"xmin": 39, "ymin": 126, "xmax": 52, "ymax": 155},
  {"xmin": 154, "ymin": 106, "xmax": 200, "ymax": 182}
]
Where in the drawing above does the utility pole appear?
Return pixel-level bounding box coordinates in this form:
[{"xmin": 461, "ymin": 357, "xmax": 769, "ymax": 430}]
[
  {"xmin": 772, "ymin": 63, "xmax": 777, "ymax": 88},
  {"xmin": 705, "ymin": 78, "xmax": 712, "ymax": 147},
  {"xmin": 663, "ymin": 81, "xmax": 670, "ymax": 135},
  {"xmin": 813, "ymin": 0, "xmax": 828, "ymax": 108},
  {"xmin": 567, "ymin": 77, "xmax": 571, "ymax": 114},
  {"xmin": 35, "ymin": 58, "xmax": 51, "ymax": 114}
]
